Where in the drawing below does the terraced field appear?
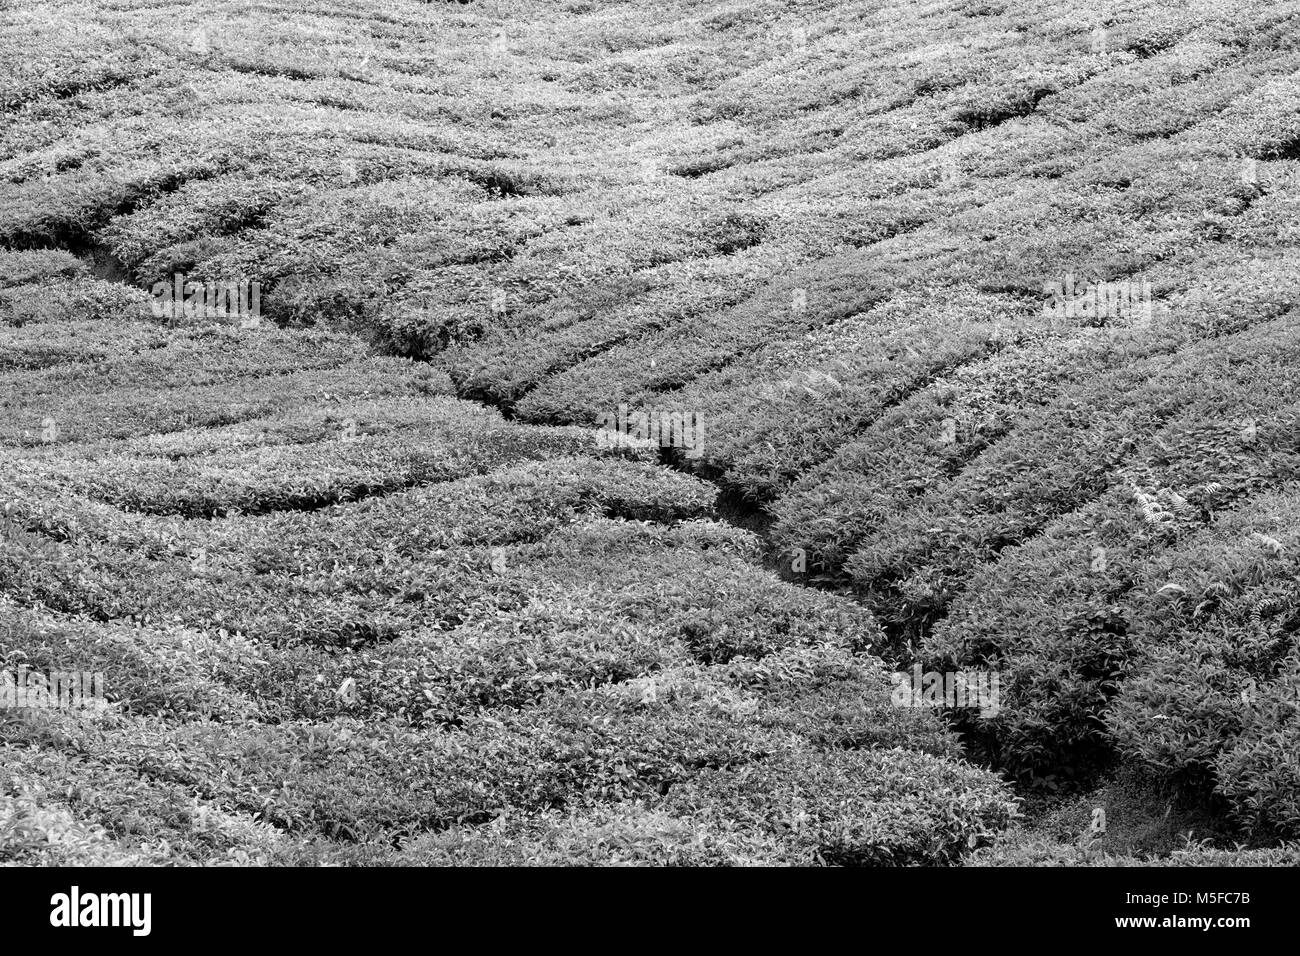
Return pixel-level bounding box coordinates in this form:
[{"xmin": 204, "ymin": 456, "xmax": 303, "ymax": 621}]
[{"xmin": 2, "ymin": 0, "xmax": 1300, "ymax": 865}]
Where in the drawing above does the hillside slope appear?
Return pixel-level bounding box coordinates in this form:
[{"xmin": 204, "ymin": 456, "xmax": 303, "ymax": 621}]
[{"xmin": 2, "ymin": 0, "xmax": 1299, "ymax": 864}]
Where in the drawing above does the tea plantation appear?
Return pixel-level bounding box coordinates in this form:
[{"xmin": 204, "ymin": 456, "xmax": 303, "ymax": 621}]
[{"xmin": 2, "ymin": 0, "xmax": 1299, "ymax": 865}]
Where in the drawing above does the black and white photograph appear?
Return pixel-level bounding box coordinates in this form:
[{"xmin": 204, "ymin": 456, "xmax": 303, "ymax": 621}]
[{"xmin": 0, "ymin": 0, "xmax": 1295, "ymax": 933}]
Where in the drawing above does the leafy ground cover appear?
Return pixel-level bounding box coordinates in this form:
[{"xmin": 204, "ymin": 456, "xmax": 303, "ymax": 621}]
[{"xmin": 2, "ymin": 0, "xmax": 1299, "ymax": 864}]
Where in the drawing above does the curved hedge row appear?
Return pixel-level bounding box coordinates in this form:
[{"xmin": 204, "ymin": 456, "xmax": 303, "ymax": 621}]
[{"xmin": 0, "ymin": 639, "xmax": 1011, "ymax": 864}]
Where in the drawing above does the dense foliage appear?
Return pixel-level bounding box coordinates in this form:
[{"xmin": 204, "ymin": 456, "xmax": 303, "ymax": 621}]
[{"xmin": 2, "ymin": 0, "xmax": 1298, "ymax": 863}]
